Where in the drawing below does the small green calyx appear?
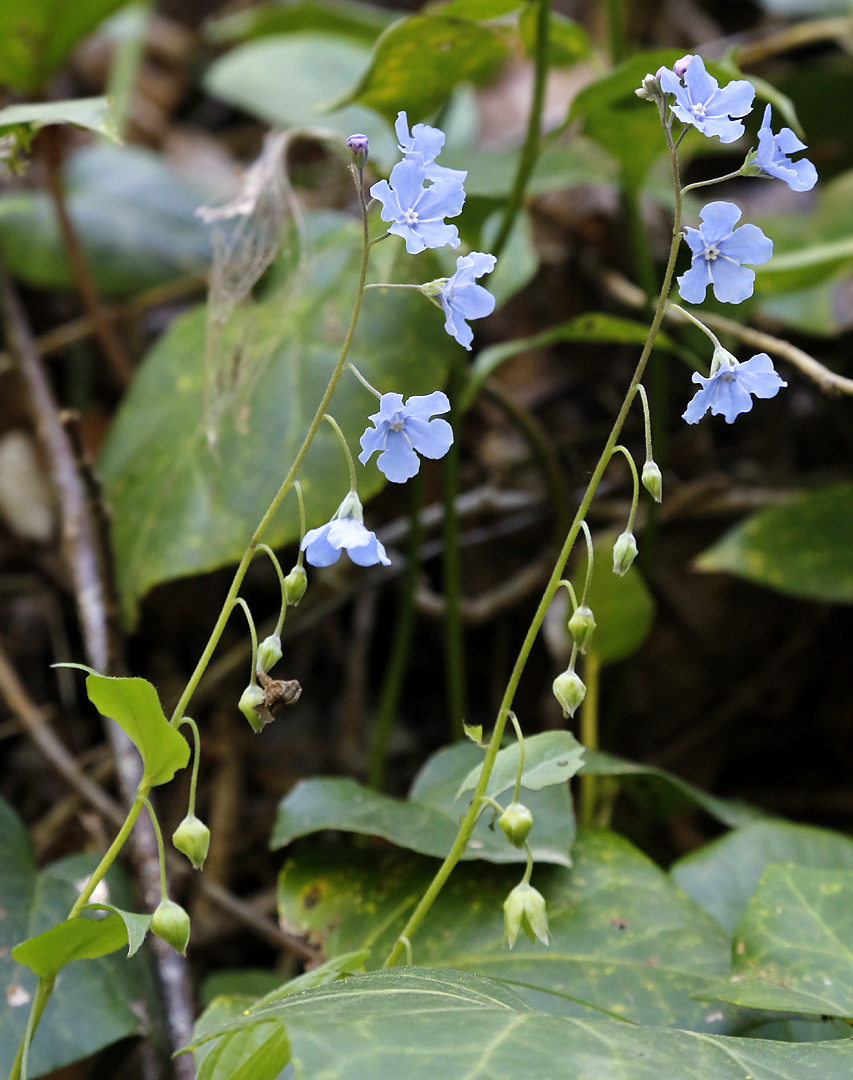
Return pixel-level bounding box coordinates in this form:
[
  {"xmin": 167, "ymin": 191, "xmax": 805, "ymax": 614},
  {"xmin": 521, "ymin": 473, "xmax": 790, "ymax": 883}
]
[
  {"xmin": 567, "ymin": 605, "xmax": 596, "ymax": 653},
  {"xmin": 642, "ymin": 461, "xmax": 662, "ymax": 503},
  {"xmin": 504, "ymin": 882, "xmax": 550, "ymax": 948},
  {"xmin": 172, "ymin": 813, "xmax": 211, "ymax": 870},
  {"xmin": 553, "ymin": 668, "xmax": 586, "ymax": 719},
  {"xmin": 284, "ymin": 565, "xmax": 307, "ymax": 606},
  {"xmin": 498, "ymin": 802, "xmax": 533, "ymax": 848},
  {"xmin": 257, "ymin": 633, "xmax": 283, "ymax": 672},
  {"xmin": 612, "ymin": 530, "xmax": 638, "ymax": 576},
  {"xmin": 151, "ymin": 898, "xmax": 191, "ymax": 955}
]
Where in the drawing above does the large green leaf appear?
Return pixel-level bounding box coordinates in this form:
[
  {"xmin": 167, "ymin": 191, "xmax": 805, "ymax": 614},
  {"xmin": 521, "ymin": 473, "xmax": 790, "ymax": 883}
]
[
  {"xmin": 0, "ymin": 0, "xmax": 131, "ymax": 91},
  {"xmin": 99, "ymin": 212, "xmax": 456, "ymax": 624},
  {"xmin": 187, "ymin": 966, "xmax": 853, "ymax": 1079},
  {"xmin": 698, "ymin": 865, "xmax": 853, "ymax": 1020},
  {"xmin": 345, "ymin": 16, "xmax": 510, "ymax": 121},
  {"xmin": 694, "ymin": 484, "xmax": 853, "ymax": 602},
  {"xmin": 456, "ymin": 730, "xmax": 585, "ymax": 800},
  {"xmin": 0, "ymin": 801, "xmax": 159, "ymax": 1079},
  {"xmin": 205, "ymin": 0, "xmax": 393, "ymax": 45},
  {"xmin": 0, "ymin": 98, "xmax": 119, "ymax": 171},
  {"xmin": 278, "ymin": 830, "xmax": 749, "ymax": 1031},
  {"xmin": 672, "ymin": 821, "xmax": 853, "ymax": 933},
  {"xmin": 12, "ymin": 907, "xmax": 150, "ymax": 978},
  {"xmin": 272, "ymin": 740, "xmax": 576, "ymax": 867},
  {"xmin": 0, "ymin": 144, "xmax": 214, "ymax": 295},
  {"xmin": 203, "ymin": 34, "xmax": 397, "ymax": 162}
]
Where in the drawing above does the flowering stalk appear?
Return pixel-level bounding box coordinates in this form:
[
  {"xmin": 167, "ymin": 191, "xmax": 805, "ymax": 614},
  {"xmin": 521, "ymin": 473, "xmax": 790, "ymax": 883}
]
[{"xmin": 383, "ymin": 115, "xmax": 686, "ymax": 969}]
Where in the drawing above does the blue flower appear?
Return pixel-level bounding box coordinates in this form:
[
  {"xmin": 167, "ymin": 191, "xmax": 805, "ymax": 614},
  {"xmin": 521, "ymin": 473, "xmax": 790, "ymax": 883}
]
[
  {"xmin": 359, "ymin": 391, "xmax": 453, "ymax": 483},
  {"xmin": 659, "ymin": 55, "xmax": 754, "ymax": 143},
  {"xmin": 301, "ymin": 493, "xmax": 390, "ymax": 567},
  {"xmin": 435, "ymin": 252, "xmax": 497, "ymax": 349},
  {"xmin": 683, "ymin": 349, "xmax": 786, "ymax": 424},
  {"xmin": 395, "ymin": 111, "xmax": 467, "ymax": 184},
  {"xmin": 755, "ymin": 104, "xmax": 817, "ymax": 192},
  {"xmin": 678, "ymin": 201, "xmax": 772, "ymax": 305},
  {"xmin": 370, "ymin": 156, "xmax": 465, "ymax": 255}
]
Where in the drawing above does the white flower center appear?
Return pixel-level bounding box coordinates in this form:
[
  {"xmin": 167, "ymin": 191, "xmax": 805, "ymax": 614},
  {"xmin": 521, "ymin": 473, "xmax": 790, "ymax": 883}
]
[
  {"xmin": 703, "ymin": 244, "xmax": 719, "ymax": 262},
  {"xmin": 389, "ymin": 412, "xmax": 406, "ymax": 432},
  {"xmin": 402, "ymin": 208, "xmax": 419, "ymax": 224},
  {"xmin": 692, "ymin": 103, "xmax": 707, "ymax": 118},
  {"xmin": 720, "ymin": 370, "xmax": 736, "ymax": 382}
]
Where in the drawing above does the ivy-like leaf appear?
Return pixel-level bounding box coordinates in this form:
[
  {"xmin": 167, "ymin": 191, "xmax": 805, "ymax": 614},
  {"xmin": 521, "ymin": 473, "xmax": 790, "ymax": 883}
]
[{"xmin": 455, "ymin": 730, "xmax": 585, "ymax": 800}]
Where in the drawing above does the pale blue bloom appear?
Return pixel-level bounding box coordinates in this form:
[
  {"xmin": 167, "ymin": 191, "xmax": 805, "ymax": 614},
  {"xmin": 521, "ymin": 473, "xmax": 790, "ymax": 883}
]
[
  {"xmin": 678, "ymin": 201, "xmax": 772, "ymax": 305},
  {"xmin": 370, "ymin": 156, "xmax": 465, "ymax": 255},
  {"xmin": 301, "ymin": 493, "xmax": 390, "ymax": 567},
  {"xmin": 436, "ymin": 252, "xmax": 497, "ymax": 349},
  {"xmin": 755, "ymin": 105, "xmax": 817, "ymax": 192},
  {"xmin": 660, "ymin": 55, "xmax": 754, "ymax": 143},
  {"xmin": 395, "ymin": 111, "xmax": 467, "ymax": 184},
  {"xmin": 359, "ymin": 391, "xmax": 453, "ymax": 483},
  {"xmin": 683, "ymin": 350, "xmax": 786, "ymax": 424}
]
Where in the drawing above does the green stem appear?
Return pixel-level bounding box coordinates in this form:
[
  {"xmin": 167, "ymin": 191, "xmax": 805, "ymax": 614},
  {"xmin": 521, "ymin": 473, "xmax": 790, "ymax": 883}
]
[
  {"xmin": 367, "ymin": 470, "xmax": 423, "ymax": 790},
  {"xmin": 611, "ymin": 445, "xmax": 640, "ymax": 534},
  {"xmin": 382, "ymin": 116, "xmax": 684, "ymax": 969},
  {"xmin": 491, "ymin": 0, "xmax": 551, "ymax": 258},
  {"xmin": 606, "ymin": 0, "xmax": 626, "ymax": 64},
  {"xmin": 142, "ymin": 797, "xmax": 169, "ymax": 900},
  {"xmin": 668, "ymin": 303, "xmax": 722, "ymax": 350},
  {"xmin": 346, "ymin": 362, "xmax": 382, "ymax": 399},
  {"xmin": 507, "ymin": 710, "xmax": 525, "ymax": 804},
  {"xmin": 441, "ymin": 359, "xmax": 466, "ymax": 739},
  {"xmin": 9, "ymin": 975, "xmax": 54, "ymax": 1080},
  {"xmin": 67, "ymin": 794, "xmax": 147, "ymax": 918},
  {"xmin": 169, "ymin": 174, "xmax": 373, "ymax": 726},
  {"xmin": 257, "ymin": 544, "xmax": 288, "ymax": 637},
  {"xmin": 178, "ymin": 717, "xmax": 202, "ymax": 817},
  {"xmin": 636, "ymin": 384, "xmax": 654, "ymax": 464},
  {"xmin": 682, "ymin": 169, "xmax": 746, "ymax": 194},
  {"xmin": 323, "ymin": 413, "xmax": 358, "ymax": 491},
  {"xmin": 578, "ymin": 521, "xmax": 594, "ymax": 607},
  {"xmin": 577, "ymin": 651, "xmax": 601, "ymax": 827},
  {"xmin": 233, "ymin": 597, "xmax": 258, "ymax": 680}
]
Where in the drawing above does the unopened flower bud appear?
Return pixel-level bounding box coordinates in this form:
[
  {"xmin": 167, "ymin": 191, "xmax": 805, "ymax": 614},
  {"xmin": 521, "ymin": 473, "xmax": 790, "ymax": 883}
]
[
  {"xmin": 504, "ymin": 882, "xmax": 550, "ymax": 948},
  {"xmin": 637, "ymin": 72, "xmax": 662, "ymax": 101},
  {"xmin": 284, "ymin": 565, "xmax": 307, "ymax": 606},
  {"xmin": 498, "ymin": 802, "xmax": 533, "ymax": 847},
  {"xmin": 172, "ymin": 813, "xmax": 211, "ymax": 870},
  {"xmin": 567, "ymin": 605, "xmax": 596, "ymax": 653},
  {"xmin": 257, "ymin": 633, "xmax": 282, "ymax": 673},
  {"xmin": 673, "ymin": 54, "xmax": 694, "ymax": 78},
  {"xmin": 151, "ymin": 898, "xmax": 190, "ymax": 955},
  {"xmin": 238, "ymin": 683, "xmax": 265, "ymax": 732},
  {"xmin": 612, "ymin": 531, "xmax": 638, "ymax": 576},
  {"xmin": 347, "ymin": 133, "xmax": 369, "ymax": 170},
  {"xmin": 553, "ymin": 668, "xmax": 586, "ymax": 719},
  {"xmin": 642, "ymin": 461, "xmax": 662, "ymax": 503}
]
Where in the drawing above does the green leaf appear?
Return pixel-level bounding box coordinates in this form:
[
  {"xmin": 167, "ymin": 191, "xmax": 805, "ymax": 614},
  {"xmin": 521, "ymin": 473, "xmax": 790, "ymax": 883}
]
[
  {"xmin": 204, "ymin": 0, "xmax": 393, "ymax": 46},
  {"xmin": 519, "ymin": 8, "xmax": 593, "ymax": 66},
  {"xmin": 0, "ymin": 0, "xmax": 131, "ymax": 92},
  {"xmin": 272, "ymin": 741, "xmax": 576, "ymax": 867},
  {"xmin": 672, "ymin": 820, "xmax": 853, "ymax": 933},
  {"xmin": 426, "ymin": 0, "xmax": 522, "ymax": 17},
  {"xmin": 698, "ymin": 865, "xmax": 853, "ymax": 1020},
  {"xmin": 0, "ymin": 144, "xmax": 214, "ymax": 295},
  {"xmin": 345, "ymin": 16, "xmax": 510, "ymax": 122},
  {"xmin": 0, "ymin": 97, "xmax": 119, "ymax": 146},
  {"xmin": 571, "ymin": 533, "xmax": 656, "ymax": 665},
  {"xmin": 60, "ymin": 667, "xmax": 190, "ymax": 786},
  {"xmin": 580, "ymin": 750, "xmax": 765, "ymax": 829},
  {"xmin": 13, "ymin": 912, "xmax": 133, "ymax": 978},
  {"xmin": 278, "ymin": 830, "xmax": 749, "ymax": 1031},
  {"xmin": 756, "ymin": 237, "xmax": 853, "ymax": 293},
  {"xmin": 694, "ymin": 483, "xmax": 853, "ymax": 602},
  {"xmin": 99, "ymin": 212, "xmax": 456, "ymax": 625},
  {"xmin": 456, "ymin": 731, "xmax": 584, "ymax": 800},
  {"xmin": 203, "ymin": 34, "xmax": 398, "ymax": 163},
  {"xmin": 0, "ymin": 800, "xmax": 160, "ymax": 1078},
  {"xmin": 187, "ymin": 966, "xmax": 853, "ymax": 1078},
  {"xmin": 462, "ymin": 314, "xmax": 674, "ymax": 409}
]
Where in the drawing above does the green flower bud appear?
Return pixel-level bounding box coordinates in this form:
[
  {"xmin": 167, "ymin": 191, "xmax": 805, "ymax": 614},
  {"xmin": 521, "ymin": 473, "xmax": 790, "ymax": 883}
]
[
  {"xmin": 238, "ymin": 684, "xmax": 265, "ymax": 733},
  {"xmin": 284, "ymin": 565, "xmax": 307, "ymax": 606},
  {"xmin": 498, "ymin": 802, "xmax": 533, "ymax": 848},
  {"xmin": 642, "ymin": 461, "xmax": 662, "ymax": 503},
  {"xmin": 151, "ymin": 898, "xmax": 190, "ymax": 955},
  {"xmin": 567, "ymin": 604, "xmax": 596, "ymax": 653},
  {"xmin": 612, "ymin": 530, "xmax": 638, "ymax": 576},
  {"xmin": 172, "ymin": 813, "xmax": 211, "ymax": 870},
  {"xmin": 553, "ymin": 668, "xmax": 586, "ymax": 719},
  {"xmin": 257, "ymin": 633, "xmax": 282, "ymax": 673},
  {"xmin": 503, "ymin": 882, "xmax": 550, "ymax": 948}
]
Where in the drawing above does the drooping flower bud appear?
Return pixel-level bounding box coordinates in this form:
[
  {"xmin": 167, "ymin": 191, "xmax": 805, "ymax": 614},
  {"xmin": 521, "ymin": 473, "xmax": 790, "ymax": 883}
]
[
  {"xmin": 257, "ymin": 633, "xmax": 282, "ymax": 673},
  {"xmin": 503, "ymin": 882, "xmax": 550, "ymax": 948},
  {"xmin": 238, "ymin": 683, "xmax": 265, "ymax": 732},
  {"xmin": 347, "ymin": 133, "xmax": 369, "ymax": 170},
  {"xmin": 673, "ymin": 54, "xmax": 694, "ymax": 79},
  {"xmin": 553, "ymin": 668, "xmax": 586, "ymax": 719},
  {"xmin": 642, "ymin": 461, "xmax": 663, "ymax": 503},
  {"xmin": 284, "ymin": 564, "xmax": 308, "ymax": 606},
  {"xmin": 498, "ymin": 802, "xmax": 534, "ymax": 848},
  {"xmin": 172, "ymin": 814, "xmax": 211, "ymax": 870},
  {"xmin": 567, "ymin": 605, "xmax": 596, "ymax": 654},
  {"xmin": 612, "ymin": 530, "xmax": 638, "ymax": 576},
  {"xmin": 151, "ymin": 898, "xmax": 191, "ymax": 955}
]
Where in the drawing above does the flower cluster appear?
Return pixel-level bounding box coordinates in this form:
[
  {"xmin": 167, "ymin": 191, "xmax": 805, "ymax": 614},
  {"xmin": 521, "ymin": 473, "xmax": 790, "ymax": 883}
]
[{"xmin": 653, "ymin": 55, "xmax": 817, "ymax": 423}]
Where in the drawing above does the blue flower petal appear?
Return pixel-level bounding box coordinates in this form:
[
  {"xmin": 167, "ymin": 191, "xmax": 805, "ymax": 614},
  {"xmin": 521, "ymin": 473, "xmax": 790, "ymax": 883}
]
[
  {"xmin": 683, "ymin": 353, "xmax": 786, "ymax": 424},
  {"xmin": 301, "ymin": 523, "xmax": 342, "ymax": 567},
  {"xmin": 376, "ymin": 435, "xmax": 421, "ymax": 483},
  {"xmin": 404, "ymin": 416, "xmax": 454, "ymax": 460},
  {"xmin": 708, "ymin": 257, "xmax": 756, "ymax": 304},
  {"xmin": 719, "ymin": 223, "xmax": 772, "ymax": 266},
  {"xmin": 403, "ymin": 391, "xmax": 451, "ymax": 418}
]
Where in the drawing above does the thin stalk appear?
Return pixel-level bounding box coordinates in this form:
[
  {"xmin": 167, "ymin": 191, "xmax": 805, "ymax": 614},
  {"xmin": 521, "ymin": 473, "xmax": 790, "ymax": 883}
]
[
  {"xmin": 179, "ymin": 717, "xmax": 202, "ymax": 817},
  {"xmin": 606, "ymin": 0, "xmax": 626, "ymax": 64},
  {"xmin": 611, "ymin": 445, "xmax": 640, "ymax": 534},
  {"xmin": 507, "ymin": 710, "xmax": 525, "ymax": 804},
  {"xmin": 491, "ymin": 0, "xmax": 551, "ymax": 258},
  {"xmin": 682, "ymin": 169, "xmax": 746, "ymax": 194},
  {"xmin": 169, "ymin": 178, "xmax": 373, "ymax": 726},
  {"xmin": 577, "ymin": 651, "xmax": 601, "ymax": 827},
  {"xmin": 382, "ymin": 118, "xmax": 684, "ymax": 969},
  {"xmin": 67, "ymin": 794, "xmax": 147, "ymax": 918},
  {"xmin": 142, "ymin": 797, "xmax": 169, "ymax": 900},
  {"xmin": 441, "ymin": 358, "xmax": 466, "ymax": 739},
  {"xmin": 10, "ymin": 975, "xmax": 54, "ymax": 1080},
  {"xmin": 257, "ymin": 544, "xmax": 288, "ymax": 637}
]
